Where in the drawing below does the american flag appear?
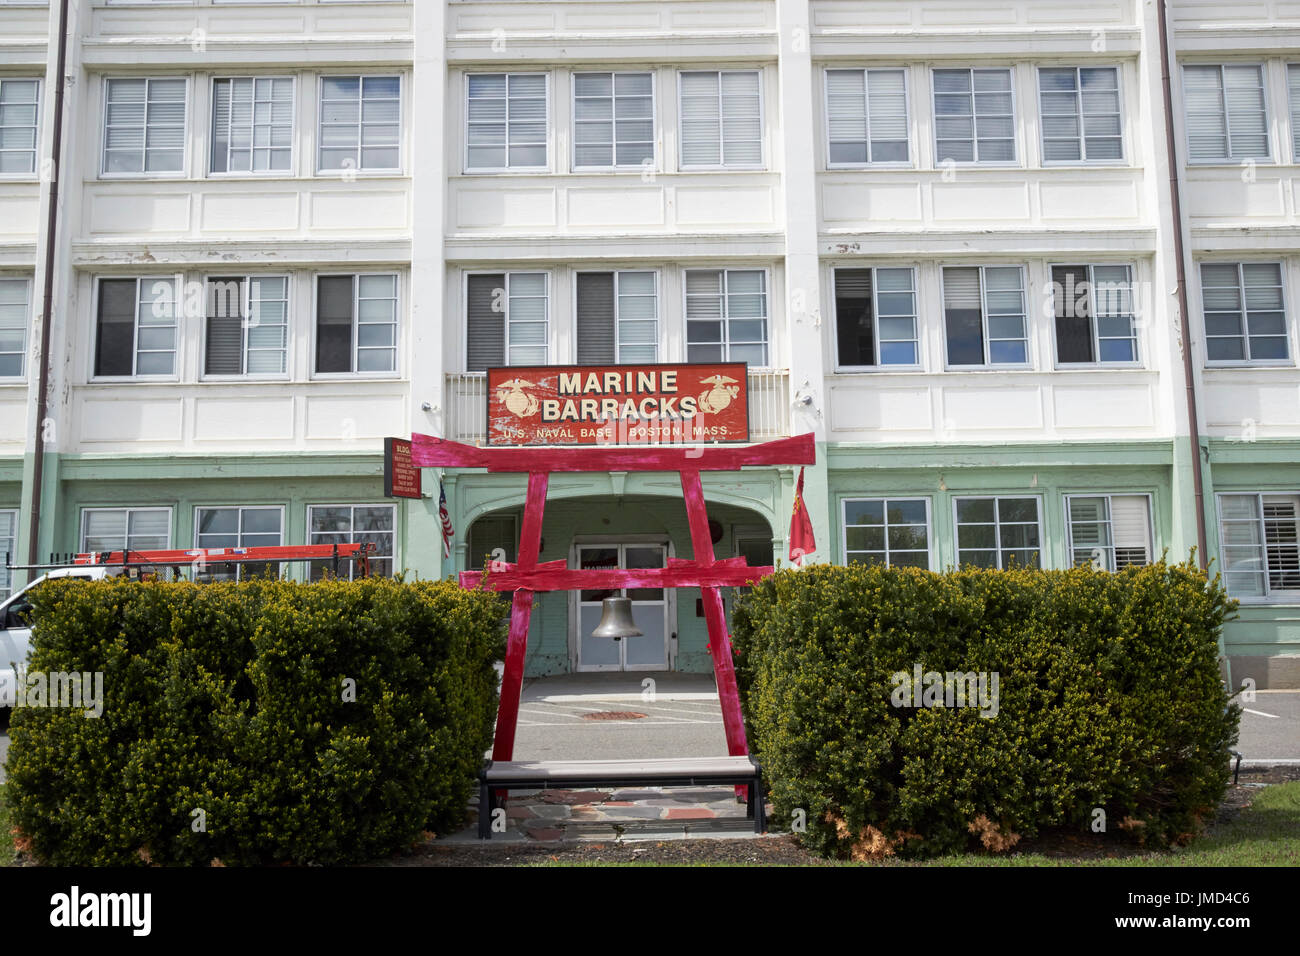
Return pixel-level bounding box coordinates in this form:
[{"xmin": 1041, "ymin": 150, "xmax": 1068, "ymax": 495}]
[{"xmin": 439, "ymin": 481, "xmax": 454, "ymax": 559}]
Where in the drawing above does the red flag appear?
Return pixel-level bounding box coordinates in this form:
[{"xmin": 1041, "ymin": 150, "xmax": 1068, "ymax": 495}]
[{"xmin": 788, "ymin": 466, "xmax": 816, "ymax": 567}]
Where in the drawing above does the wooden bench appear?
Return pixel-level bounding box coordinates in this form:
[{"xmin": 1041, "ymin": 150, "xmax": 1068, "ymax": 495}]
[{"xmin": 477, "ymin": 756, "xmax": 765, "ymax": 838}]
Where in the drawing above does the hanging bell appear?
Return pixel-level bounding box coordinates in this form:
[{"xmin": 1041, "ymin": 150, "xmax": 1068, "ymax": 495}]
[{"xmin": 592, "ymin": 596, "xmax": 643, "ymax": 642}]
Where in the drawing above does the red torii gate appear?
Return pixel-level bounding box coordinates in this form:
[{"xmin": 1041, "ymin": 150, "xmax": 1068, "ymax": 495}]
[{"xmin": 410, "ymin": 432, "xmax": 816, "ymax": 765}]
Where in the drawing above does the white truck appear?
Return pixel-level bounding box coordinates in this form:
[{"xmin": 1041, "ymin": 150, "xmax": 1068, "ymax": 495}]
[{"xmin": 0, "ymin": 566, "xmax": 113, "ymax": 709}]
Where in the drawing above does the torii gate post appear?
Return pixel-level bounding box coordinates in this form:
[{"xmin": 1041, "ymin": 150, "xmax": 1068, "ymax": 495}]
[{"xmin": 411, "ymin": 433, "xmax": 816, "ymax": 774}]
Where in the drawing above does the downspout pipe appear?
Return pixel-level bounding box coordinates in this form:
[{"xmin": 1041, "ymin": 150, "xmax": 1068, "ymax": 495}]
[
  {"xmin": 1156, "ymin": 0, "xmax": 1210, "ymax": 570},
  {"xmin": 26, "ymin": 0, "xmax": 71, "ymax": 569}
]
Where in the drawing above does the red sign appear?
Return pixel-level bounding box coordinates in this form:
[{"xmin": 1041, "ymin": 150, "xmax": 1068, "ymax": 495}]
[
  {"xmin": 384, "ymin": 437, "xmax": 422, "ymax": 498},
  {"xmin": 486, "ymin": 363, "xmax": 749, "ymax": 447}
]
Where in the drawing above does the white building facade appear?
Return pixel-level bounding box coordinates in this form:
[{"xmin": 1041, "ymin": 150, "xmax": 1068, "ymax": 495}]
[{"xmin": 1, "ymin": 0, "xmax": 1297, "ymax": 685}]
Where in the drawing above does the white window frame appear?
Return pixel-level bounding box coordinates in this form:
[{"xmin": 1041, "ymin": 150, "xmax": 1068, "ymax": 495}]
[
  {"xmin": 676, "ymin": 69, "xmax": 765, "ymax": 171},
  {"xmin": 1048, "ymin": 263, "xmax": 1141, "ymax": 367},
  {"xmin": 841, "ymin": 497, "xmax": 932, "ymax": 569},
  {"xmin": 952, "ymin": 495, "xmax": 1045, "ymax": 570},
  {"xmin": 79, "ymin": 507, "xmax": 173, "ymax": 555},
  {"xmin": 90, "ymin": 276, "xmax": 181, "ymax": 381},
  {"xmin": 311, "ymin": 272, "xmax": 401, "ymax": 378},
  {"xmin": 940, "ymin": 264, "xmax": 1031, "ymax": 369},
  {"xmin": 0, "ymin": 274, "xmax": 31, "ymax": 380},
  {"xmin": 193, "ymin": 504, "xmax": 285, "ymax": 582},
  {"xmin": 823, "ymin": 67, "xmax": 912, "ymax": 169},
  {"xmin": 201, "ymin": 274, "xmax": 291, "ymax": 380},
  {"xmin": 1064, "ymin": 493, "xmax": 1155, "ymax": 572},
  {"xmin": 316, "ymin": 74, "xmax": 403, "ymax": 175},
  {"xmin": 573, "ymin": 269, "xmax": 660, "ymax": 364},
  {"xmin": 462, "ymin": 270, "xmax": 551, "ymax": 369},
  {"xmin": 307, "ymin": 503, "xmax": 397, "ymax": 581},
  {"xmin": 1036, "ymin": 65, "xmax": 1126, "ymax": 165},
  {"xmin": 464, "ymin": 72, "xmax": 551, "ymax": 173},
  {"xmin": 931, "ymin": 66, "xmax": 1018, "ymax": 167},
  {"xmin": 1216, "ymin": 492, "xmax": 1300, "ymax": 603},
  {"xmin": 0, "ymin": 509, "xmax": 17, "ymax": 601},
  {"xmin": 682, "ymin": 267, "xmax": 770, "ymax": 366},
  {"xmin": 0, "ymin": 76, "xmax": 41, "ymax": 179},
  {"xmin": 1181, "ymin": 63, "xmax": 1272, "ymax": 165},
  {"xmin": 1198, "ymin": 261, "xmax": 1292, "ymax": 367},
  {"xmin": 100, "ymin": 76, "xmax": 189, "ymax": 178},
  {"xmin": 831, "ymin": 265, "xmax": 921, "ymax": 371},
  {"xmin": 210, "ymin": 75, "xmax": 296, "ymax": 177},
  {"xmin": 571, "ymin": 70, "xmax": 657, "ymax": 171}
]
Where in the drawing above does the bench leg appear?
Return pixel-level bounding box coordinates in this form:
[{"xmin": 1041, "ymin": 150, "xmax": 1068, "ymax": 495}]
[
  {"xmin": 752, "ymin": 774, "xmax": 765, "ymax": 834},
  {"xmin": 478, "ymin": 779, "xmax": 491, "ymax": 839}
]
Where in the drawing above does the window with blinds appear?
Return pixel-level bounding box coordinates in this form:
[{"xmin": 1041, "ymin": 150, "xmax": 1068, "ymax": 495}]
[
  {"xmin": 0, "ymin": 276, "xmax": 29, "ymax": 378},
  {"xmin": 1052, "ymin": 264, "xmax": 1138, "ymax": 364},
  {"xmin": 0, "ymin": 77, "xmax": 40, "ymax": 175},
  {"xmin": 1067, "ymin": 495, "xmax": 1152, "ymax": 571},
  {"xmin": 1200, "ymin": 262, "xmax": 1289, "ymax": 363},
  {"xmin": 103, "ymin": 78, "xmax": 186, "ymax": 174},
  {"xmin": 1290, "ymin": 65, "xmax": 1300, "ymax": 162},
  {"xmin": 315, "ymin": 274, "xmax": 397, "ymax": 374},
  {"xmin": 576, "ymin": 271, "xmax": 658, "ymax": 364},
  {"xmin": 684, "ymin": 269, "xmax": 767, "ymax": 365},
  {"xmin": 933, "ymin": 68, "xmax": 1015, "ymax": 164},
  {"xmin": 80, "ymin": 508, "xmax": 171, "ymax": 555},
  {"xmin": 211, "ymin": 77, "xmax": 293, "ymax": 174},
  {"xmin": 1182, "ymin": 64, "xmax": 1269, "ymax": 162},
  {"xmin": 466, "ymin": 73, "xmax": 548, "ymax": 170},
  {"xmin": 1219, "ymin": 493, "xmax": 1300, "ymax": 598},
  {"xmin": 1038, "ymin": 67, "xmax": 1123, "ymax": 162},
  {"xmin": 204, "ymin": 276, "xmax": 289, "ymax": 376},
  {"xmin": 825, "ymin": 68, "xmax": 908, "ymax": 165},
  {"xmin": 319, "ymin": 75, "xmax": 400, "ymax": 172},
  {"xmin": 942, "ymin": 266, "xmax": 1027, "ymax": 366},
  {"xmin": 573, "ymin": 72, "xmax": 654, "ymax": 168},
  {"xmin": 465, "ymin": 272, "xmax": 548, "ymax": 369},
  {"xmin": 679, "ymin": 71, "xmax": 762, "ymax": 168},
  {"xmin": 833, "ymin": 267, "xmax": 918, "ymax": 367},
  {"xmin": 94, "ymin": 277, "xmax": 179, "ymax": 377}
]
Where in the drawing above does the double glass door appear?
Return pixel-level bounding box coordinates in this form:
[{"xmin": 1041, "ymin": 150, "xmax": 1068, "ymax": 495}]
[{"xmin": 574, "ymin": 541, "xmax": 669, "ymax": 671}]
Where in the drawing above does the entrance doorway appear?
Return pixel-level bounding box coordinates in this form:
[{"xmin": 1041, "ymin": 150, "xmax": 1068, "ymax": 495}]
[{"xmin": 572, "ymin": 537, "xmax": 672, "ymax": 672}]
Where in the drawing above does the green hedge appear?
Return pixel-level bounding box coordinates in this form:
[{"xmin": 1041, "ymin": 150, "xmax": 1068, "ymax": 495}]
[
  {"xmin": 731, "ymin": 560, "xmax": 1240, "ymax": 859},
  {"xmin": 6, "ymin": 576, "xmax": 505, "ymax": 866}
]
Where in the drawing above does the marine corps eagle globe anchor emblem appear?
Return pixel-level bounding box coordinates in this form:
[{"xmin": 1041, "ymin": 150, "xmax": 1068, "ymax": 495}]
[
  {"xmin": 496, "ymin": 378, "xmax": 541, "ymax": 418},
  {"xmin": 697, "ymin": 374, "xmax": 741, "ymax": 414}
]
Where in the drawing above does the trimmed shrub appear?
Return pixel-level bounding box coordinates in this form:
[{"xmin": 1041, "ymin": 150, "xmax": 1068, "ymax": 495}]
[
  {"xmin": 731, "ymin": 560, "xmax": 1240, "ymax": 859},
  {"xmin": 6, "ymin": 576, "xmax": 505, "ymax": 866}
]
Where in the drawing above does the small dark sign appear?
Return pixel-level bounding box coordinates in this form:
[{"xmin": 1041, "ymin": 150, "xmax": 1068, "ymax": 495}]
[{"xmin": 384, "ymin": 437, "xmax": 422, "ymax": 499}]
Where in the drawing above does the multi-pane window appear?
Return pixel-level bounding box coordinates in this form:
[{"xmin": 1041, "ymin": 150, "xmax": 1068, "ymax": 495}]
[
  {"xmin": 468, "ymin": 513, "xmax": 518, "ymax": 570},
  {"xmin": 102, "ymin": 78, "xmax": 186, "ymax": 174},
  {"xmin": 308, "ymin": 504, "xmax": 395, "ymax": 580},
  {"xmin": 1067, "ymin": 495, "xmax": 1153, "ymax": 571},
  {"xmin": 955, "ymin": 496, "xmax": 1042, "ymax": 569},
  {"xmin": 1182, "ymin": 64, "xmax": 1269, "ymax": 162},
  {"xmin": 1200, "ymin": 263, "xmax": 1289, "ymax": 363},
  {"xmin": 318, "ymin": 75, "xmax": 400, "ymax": 172},
  {"xmin": 465, "ymin": 73, "xmax": 548, "ymax": 170},
  {"xmin": 933, "ymin": 68, "xmax": 1015, "ymax": 164},
  {"xmin": 194, "ymin": 506, "xmax": 282, "ymax": 582},
  {"xmin": 843, "ymin": 498, "xmax": 930, "ymax": 569},
  {"xmin": 211, "ymin": 77, "xmax": 293, "ymax": 173},
  {"xmin": 0, "ymin": 276, "xmax": 29, "ymax": 377},
  {"xmin": 575, "ymin": 271, "xmax": 658, "ymax": 364},
  {"xmin": 94, "ymin": 277, "xmax": 179, "ymax": 377},
  {"xmin": 1218, "ymin": 493, "xmax": 1300, "ymax": 599},
  {"xmin": 573, "ymin": 72, "xmax": 654, "ymax": 168},
  {"xmin": 465, "ymin": 272, "xmax": 548, "ymax": 369},
  {"xmin": 204, "ymin": 276, "xmax": 289, "ymax": 376},
  {"xmin": 684, "ymin": 269, "xmax": 768, "ymax": 366},
  {"xmin": 315, "ymin": 274, "xmax": 398, "ymax": 374},
  {"xmin": 0, "ymin": 510, "xmax": 16, "ymax": 600},
  {"xmin": 942, "ymin": 266, "xmax": 1028, "ymax": 366},
  {"xmin": 1038, "ymin": 67, "xmax": 1123, "ymax": 162},
  {"xmin": 679, "ymin": 70, "xmax": 762, "ymax": 168},
  {"xmin": 1052, "ymin": 264, "xmax": 1138, "ymax": 364},
  {"xmin": 1290, "ymin": 65, "xmax": 1300, "ymax": 161},
  {"xmin": 825, "ymin": 68, "xmax": 908, "ymax": 165},
  {"xmin": 80, "ymin": 507, "xmax": 170, "ymax": 555},
  {"xmin": 0, "ymin": 78, "xmax": 39, "ymax": 175},
  {"xmin": 833, "ymin": 267, "xmax": 918, "ymax": 368}
]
